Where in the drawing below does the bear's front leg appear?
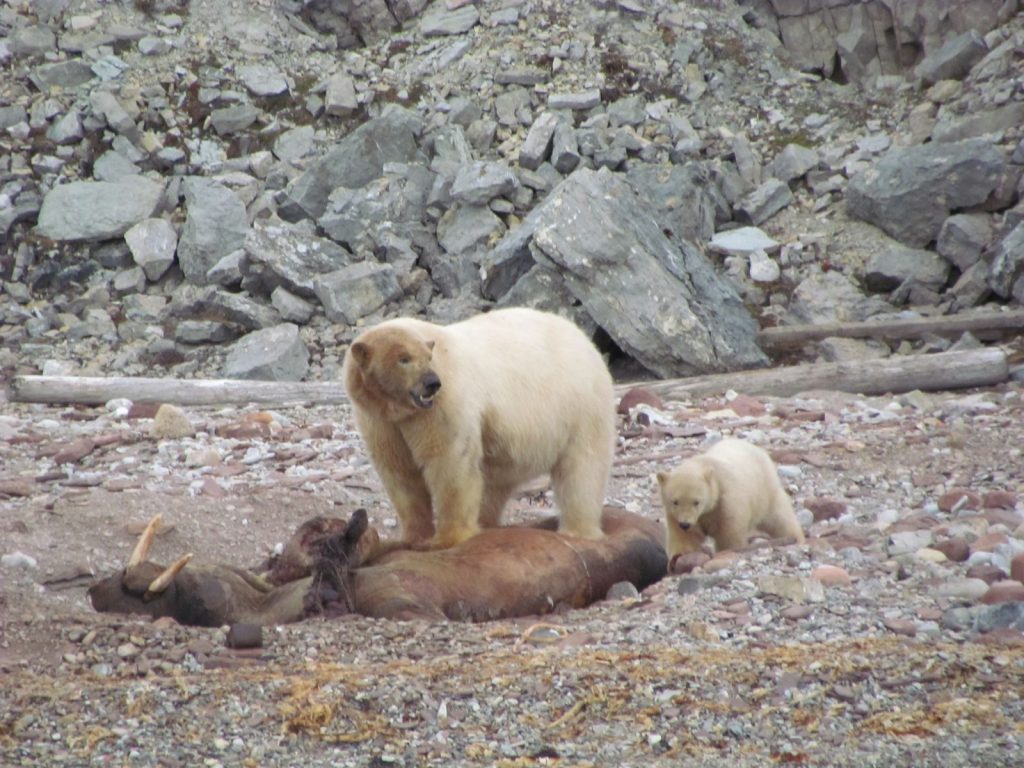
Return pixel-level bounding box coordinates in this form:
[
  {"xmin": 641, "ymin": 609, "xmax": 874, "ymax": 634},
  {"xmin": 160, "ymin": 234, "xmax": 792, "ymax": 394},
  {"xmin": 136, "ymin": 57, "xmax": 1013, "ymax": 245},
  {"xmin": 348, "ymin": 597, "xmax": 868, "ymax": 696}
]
[
  {"xmin": 359, "ymin": 418, "xmax": 435, "ymax": 543},
  {"xmin": 421, "ymin": 447, "xmax": 484, "ymax": 549}
]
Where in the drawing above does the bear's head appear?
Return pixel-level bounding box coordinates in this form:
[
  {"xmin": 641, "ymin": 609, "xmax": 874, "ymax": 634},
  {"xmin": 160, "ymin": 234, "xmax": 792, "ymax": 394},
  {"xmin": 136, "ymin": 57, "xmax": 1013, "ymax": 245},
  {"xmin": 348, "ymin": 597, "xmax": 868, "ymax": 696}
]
[
  {"xmin": 656, "ymin": 461, "xmax": 719, "ymax": 534},
  {"xmin": 347, "ymin": 325, "xmax": 441, "ymax": 417}
]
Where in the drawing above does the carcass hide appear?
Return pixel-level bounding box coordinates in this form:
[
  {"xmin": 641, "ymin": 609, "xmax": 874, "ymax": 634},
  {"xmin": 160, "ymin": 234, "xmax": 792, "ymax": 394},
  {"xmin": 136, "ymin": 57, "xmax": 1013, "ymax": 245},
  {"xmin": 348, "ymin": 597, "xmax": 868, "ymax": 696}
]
[{"xmin": 88, "ymin": 509, "xmax": 666, "ymax": 626}]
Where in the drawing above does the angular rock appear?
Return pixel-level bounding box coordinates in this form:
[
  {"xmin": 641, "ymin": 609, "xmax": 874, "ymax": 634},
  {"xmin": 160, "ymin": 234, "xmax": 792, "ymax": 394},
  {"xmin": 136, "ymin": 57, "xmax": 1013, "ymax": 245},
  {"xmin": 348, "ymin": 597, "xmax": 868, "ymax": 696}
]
[
  {"xmin": 863, "ymin": 245, "xmax": 950, "ymax": 293},
  {"xmin": 483, "ymin": 167, "xmax": 767, "ymax": 377},
  {"xmin": 550, "ymin": 121, "xmax": 581, "ymax": 174},
  {"xmin": 786, "ymin": 271, "xmax": 892, "ymax": 324},
  {"xmin": 987, "ymin": 221, "xmax": 1024, "ymax": 302},
  {"xmin": 518, "ymin": 112, "xmax": 558, "ymax": 171},
  {"xmin": 271, "ymin": 286, "xmax": 315, "ymax": 324},
  {"xmin": 451, "ymin": 161, "xmax": 519, "ymax": 205},
  {"xmin": 242, "ymin": 220, "xmax": 352, "ymax": 299},
  {"xmin": 974, "ymin": 601, "xmax": 1024, "ymax": 634},
  {"xmin": 937, "ymin": 214, "xmax": 992, "ymax": 271},
  {"xmin": 150, "ymin": 404, "xmax": 194, "ymax": 439},
  {"xmin": 886, "ymin": 529, "xmax": 934, "ymax": 557},
  {"xmin": 237, "ymin": 64, "xmax": 289, "ymax": 97},
  {"xmin": 709, "ymin": 226, "xmax": 779, "ymax": 255},
  {"xmin": 169, "ymin": 285, "xmax": 280, "ymax": 331},
  {"xmin": 758, "ymin": 575, "xmax": 825, "ymax": 604},
  {"xmin": 210, "ymin": 103, "xmax": 260, "ymax": 136},
  {"xmin": 325, "ymin": 73, "xmax": 358, "ymax": 117},
  {"xmin": 222, "ymin": 324, "xmax": 309, "ymax": 381},
  {"xmin": 282, "ymin": 106, "xmax": 423, "ymax": 220},
  {"xmin": 734, "ymin": 178, "xmax": 793, "ymax": 226},
  {"xmin": 914, "ymin": 30, "xmax": 988, "ymax": 86},
  {"xmin": 847, "ymin": 139, "xmax": 1007, "ymax": 247},
  {"xmin": 36, "ymin": 177, "xmax": 164, "ymax": 242},
  {"xmin": 312, "ymin": 262, "xmax": 402, "ymax": 324},
  {"xmin": 124, "ymin": 218, "xmax": 177, "ymax": 281},
  {"xmin": 767, "ymin": 143, "xmax": 819, "ymax": 184},
  {"xmin": 437, "ymin": 204, "xmax": 504, "ymax": 255},
  {"xmin": 29, "ymin": 60, "xmax": 94, "ymax": 90},
  {"xmin": 273, "ymin": 125, "xmax": 315, "ymax": 164},
  {"xmin": 626, "ymin": 163, "xmax": 718, "ymax": 245},
  {"xmin": 932, "ymin": 102, "xmax": 1024, "ymax": 144},
  {"xmin": 420, "ymin": 3, "xmax": 479, "ymax": 36},
  {"xmin": 318, "ymin": 164, "xmax": 434, "ymax": 255},
  {"xmin": 90, "ymin": 91, "xmax": 140, "ymax": 143},
  {"xmin": 174, "ymin": 180, "xmax": 249, "ymax": 286},
  {"xmin": 547, "ymin": 90, "xmax": 602, "ymax": 111},
  {"xmin": 175, "ymin": 320, "xmax": 239, "ymax": 344}
]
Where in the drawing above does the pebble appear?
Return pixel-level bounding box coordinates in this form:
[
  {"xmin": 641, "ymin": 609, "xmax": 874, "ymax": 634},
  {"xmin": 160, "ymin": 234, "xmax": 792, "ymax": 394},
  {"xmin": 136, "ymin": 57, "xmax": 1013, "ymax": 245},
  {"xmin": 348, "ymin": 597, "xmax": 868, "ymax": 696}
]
[
  {"xmin": 980, "ymin": 581, "xmax": 1024, "ymax": 605},
  {"xmin": 757, "ymin": 575, "xmax": 825, "ymax": 604},
  {"xmin": 937, "ymin": 577, "xmax": 991, "ymax": 601},
  {"xmin": 810, "ymin": 565, "xmax": 852, "ymax": 586}
]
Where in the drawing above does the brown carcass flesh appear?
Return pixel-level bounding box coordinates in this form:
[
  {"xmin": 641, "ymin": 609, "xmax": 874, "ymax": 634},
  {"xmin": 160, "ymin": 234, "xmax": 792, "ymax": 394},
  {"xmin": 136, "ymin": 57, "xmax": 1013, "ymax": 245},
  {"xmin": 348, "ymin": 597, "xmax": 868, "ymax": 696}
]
[{"xmin": 88, "ymin": 509, "xmax": 666, "ymax": 626}]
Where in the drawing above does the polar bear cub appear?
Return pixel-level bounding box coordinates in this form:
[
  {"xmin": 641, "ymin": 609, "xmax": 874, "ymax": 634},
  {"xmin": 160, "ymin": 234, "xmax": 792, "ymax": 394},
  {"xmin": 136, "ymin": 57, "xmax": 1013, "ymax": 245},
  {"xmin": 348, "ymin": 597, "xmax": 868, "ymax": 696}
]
[{"xmin": 656, "ymin": 438, "xmax": 804, "ymax": 559}]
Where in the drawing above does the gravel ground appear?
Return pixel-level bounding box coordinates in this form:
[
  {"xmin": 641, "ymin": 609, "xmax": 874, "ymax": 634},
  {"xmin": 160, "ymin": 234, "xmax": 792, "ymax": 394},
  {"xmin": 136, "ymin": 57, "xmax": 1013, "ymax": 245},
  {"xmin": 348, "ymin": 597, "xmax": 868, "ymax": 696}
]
[{"xmin": 2, "ymin": 379, "xmax": 1023, "ymax": 767}]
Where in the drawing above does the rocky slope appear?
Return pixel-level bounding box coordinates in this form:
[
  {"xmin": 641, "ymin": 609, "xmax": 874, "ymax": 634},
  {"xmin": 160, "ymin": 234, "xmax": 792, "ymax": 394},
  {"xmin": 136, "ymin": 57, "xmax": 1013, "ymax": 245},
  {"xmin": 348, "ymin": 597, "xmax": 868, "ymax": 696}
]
[{"xmin": 1, "ymin": 1, "xmax": 1023, "ymax": 766}]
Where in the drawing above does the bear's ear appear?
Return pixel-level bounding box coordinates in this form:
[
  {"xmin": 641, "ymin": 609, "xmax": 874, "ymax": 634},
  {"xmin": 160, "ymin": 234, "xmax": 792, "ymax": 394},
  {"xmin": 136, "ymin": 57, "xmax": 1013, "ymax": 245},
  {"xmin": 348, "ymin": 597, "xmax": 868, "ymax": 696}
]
[
  {"xmin": 655, "ymin": 470, "xmax": 668, "ymax": 486},
  {"xmin": 349, "ymin": 341, "xmax": 371, "ymax": 367},
  {"xmin": 426, "ymin": 340, "xmax": 436, "ymax": 352}
]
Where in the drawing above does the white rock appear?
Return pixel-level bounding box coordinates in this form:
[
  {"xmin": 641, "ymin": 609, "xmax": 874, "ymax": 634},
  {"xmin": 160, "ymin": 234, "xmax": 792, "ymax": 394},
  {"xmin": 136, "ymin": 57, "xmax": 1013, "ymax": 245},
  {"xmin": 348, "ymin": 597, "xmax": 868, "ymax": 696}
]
[
  {"xmin": 1, "ymin": 552, "xmax": 38, "ymax": 570},
  {"xmin": 709, "ymin": 226, "xmax": 780, "ymax": 255}
]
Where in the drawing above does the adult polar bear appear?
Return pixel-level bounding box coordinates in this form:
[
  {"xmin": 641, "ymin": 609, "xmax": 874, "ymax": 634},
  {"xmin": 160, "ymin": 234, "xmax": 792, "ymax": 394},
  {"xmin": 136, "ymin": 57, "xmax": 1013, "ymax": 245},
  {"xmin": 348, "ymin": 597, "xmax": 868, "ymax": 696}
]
[{"xmin": 343, "ymin": 308, "xmax": 616, "ymax": 549}]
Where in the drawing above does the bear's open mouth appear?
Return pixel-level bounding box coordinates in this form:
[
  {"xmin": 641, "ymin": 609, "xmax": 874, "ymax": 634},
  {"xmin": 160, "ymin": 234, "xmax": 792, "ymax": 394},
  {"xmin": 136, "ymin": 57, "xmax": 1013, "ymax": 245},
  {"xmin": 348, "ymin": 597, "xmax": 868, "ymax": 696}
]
[{"xmin": 410, "ymin": 391, "xmax": 435, "ymax": 409}]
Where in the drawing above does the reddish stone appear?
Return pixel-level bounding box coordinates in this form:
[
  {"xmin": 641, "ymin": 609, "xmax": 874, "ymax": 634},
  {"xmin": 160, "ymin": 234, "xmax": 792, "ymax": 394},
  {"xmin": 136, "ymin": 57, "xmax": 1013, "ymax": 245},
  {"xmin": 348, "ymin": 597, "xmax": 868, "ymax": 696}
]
[
  {"xmin": 127, "ymin": 402, "xmax": 161, "ymax": 419},
  {"xmin": 811, "ymin": 565, "xmax": 852, "ymax": 587},
  {"xmin": 727, "ymin": 394, "xmax": 765, "ymax": 417},
  {"xmin": 782, "ymin": 605, "xmax": 813, "ymax": 621},
  {"xmin": 966, "ymin": 565, "xmax": 1008, "ymax": 585},
  {"xmin": 52, "ymin": 438, "xmax": 96, "ymax": 465},
  {"xmin": 804, "ymin": 497, "xmax": 847, "ymax": 522},
  {"xmin": 670, "ymin": 551, "xmax": 710, "ymax": 575},
  {"xmin": 981, "ymin": 581, "xmax": 1024, "ymax": 605},
  {"xmin": 617, "ymin": 386, "xmax": 664, "ymax": 416},
  {"xmin": 938, "ymin": 488, "xmax": 981, "ymax": 513},
  {"xmin": 983, "ymin": 490, "xmax": 1018, "ymax": 510},
  {"xmin": 200, "ymin": 477, "xmax": 228, "ymax": 498},
  {"xmin": 917, "ymin": 608, "xmax": 943, "ymax": 621},
  {"xmin": 971, "ymin": 532, "xmax": 1009, "ymax": 553},
  {"xmin": 931, "ymin": 537, "xmax": 970, "ymax": 562},
  {"xmin": 704, "ymin": 551, "xmax": 740, "ymax": 573},
  {"xmin": 883, "ymin": 618, "xmax": 918, "ymax": 637},
  {"xmin": 1012, "ymin": 553, "xmax": 1024, "ymax": 583}
]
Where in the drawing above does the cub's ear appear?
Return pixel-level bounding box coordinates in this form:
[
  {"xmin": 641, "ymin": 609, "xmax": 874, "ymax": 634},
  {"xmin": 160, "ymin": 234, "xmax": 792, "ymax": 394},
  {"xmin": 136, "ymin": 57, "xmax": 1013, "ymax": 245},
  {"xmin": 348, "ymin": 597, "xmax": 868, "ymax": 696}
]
[
  {"xmin": 655, "ymin": 470, "xmax": 668, "ymax": 486},
  {"xmin": 702, "ymin": 466, "xmax": 715, "ymax": 482},
  {"xmin": 349, "ymin": 341, "xmax": 371, "ymax": 367},
  {"xmin": 426, "ymin": 340, "xmax": 436, "ymax": 351}
]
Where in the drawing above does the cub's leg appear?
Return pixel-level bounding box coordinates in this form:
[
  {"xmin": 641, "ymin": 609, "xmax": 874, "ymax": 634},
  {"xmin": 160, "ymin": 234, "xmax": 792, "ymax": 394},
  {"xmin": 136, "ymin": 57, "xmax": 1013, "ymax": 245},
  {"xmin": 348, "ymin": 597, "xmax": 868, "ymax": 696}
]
[
  {"xmin": 758, "ymin": 490, "xmax": 805, "ymax": 543},
  {"xmin": 360, "ymin": 420, "xmax": 434, "ymax": 542},
  {"xmin": 709, "ymin": 511, "xmax": 751, "ymax": 552},
  {"xmin": 551, "ymin": 441, "xmax": 610, "ymax": 540}
]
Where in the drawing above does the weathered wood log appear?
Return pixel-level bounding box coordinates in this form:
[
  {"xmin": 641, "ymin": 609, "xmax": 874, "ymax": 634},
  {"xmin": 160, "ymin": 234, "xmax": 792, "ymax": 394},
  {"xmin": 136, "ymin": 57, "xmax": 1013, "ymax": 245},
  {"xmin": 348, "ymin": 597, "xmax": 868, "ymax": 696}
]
[
  {"xmin": 88, "ymin": 509, "xmax": 667, "ymax": 626},
  {"xmin": 7, "ymin": 375, "xmax": 349, "ymax": 406},
  {"xmin": 625, "ymin": 347, "xmax": 1009, "ymax": 401},
  {"xmin": 758, "ymin": 310, "xmax": 1024, "ymax": 348},
  {"xmin": 8, "ymin": 347, "xmax": 1010, "ymax": 408}
]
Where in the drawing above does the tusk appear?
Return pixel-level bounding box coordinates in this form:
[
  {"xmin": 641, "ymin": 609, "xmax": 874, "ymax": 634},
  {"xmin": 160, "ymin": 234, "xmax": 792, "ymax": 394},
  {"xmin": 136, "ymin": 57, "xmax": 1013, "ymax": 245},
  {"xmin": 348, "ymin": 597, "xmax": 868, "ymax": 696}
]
[
  {"xmin": 146, "ymin": 553, "xmax": 193, "ymax": 594},
  {"xmin": 127, "ymin": 514, "xmax": 162, "ymax": 568}
]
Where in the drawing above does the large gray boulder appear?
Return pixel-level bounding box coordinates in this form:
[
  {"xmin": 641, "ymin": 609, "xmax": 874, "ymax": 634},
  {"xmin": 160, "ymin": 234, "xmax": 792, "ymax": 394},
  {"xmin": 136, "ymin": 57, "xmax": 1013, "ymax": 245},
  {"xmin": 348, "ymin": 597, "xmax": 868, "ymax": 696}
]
[
  {"xmin": 313, "ymin": 262, "xmax": 403, "ymax": 324},
  {"xmin": 483, "ymin": 167, "xmax": 767, "ymax": 378},
  {"xmin": 847, "ymin": 139, "xmax": 1007, "ymax": 247},
  {"xmin": 177, "ymin": 179, "xmax": 250, "ymax": 284},
  {"xmin": 242, "ymin": 220, "xmax": 352, "ymax": 299},
  {"xmin": 281, "ymin": 106, "xmax": 423, "ymax": 221},
  {"xmin": 36, "ymin": 177, "xmax": 164, "ymax": 242},
  {"xmin": 222, "ymin": 324, "xmax": 309, "ymax": 381},
  {"xmin": 987, "ymin": 221, "xmax": 1024, "ymax": 302}
]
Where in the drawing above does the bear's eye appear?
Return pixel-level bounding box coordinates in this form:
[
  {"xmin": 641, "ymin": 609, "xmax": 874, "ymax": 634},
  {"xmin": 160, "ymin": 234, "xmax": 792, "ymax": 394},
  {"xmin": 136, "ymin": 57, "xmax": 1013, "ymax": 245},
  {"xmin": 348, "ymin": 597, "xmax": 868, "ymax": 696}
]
[
  {"xmin": 398, "ymin": 355, "xmax": 412, "ymax": 365},
  {"xmin": 692, "ymin": 500, "xmax": 700, "ymax": 507},
  {"xmin": 672, "ymin": 499, "xmax": 679, "ymax": 506}
]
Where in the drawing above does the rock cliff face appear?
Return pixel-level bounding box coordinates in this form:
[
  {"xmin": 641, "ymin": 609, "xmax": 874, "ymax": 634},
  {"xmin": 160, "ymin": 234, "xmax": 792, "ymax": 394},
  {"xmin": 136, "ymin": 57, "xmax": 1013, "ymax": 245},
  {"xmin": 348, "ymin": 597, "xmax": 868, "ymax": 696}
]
[{"xmin": 0, "ymin": 0, "xmax": 1021, "ymax": 381}]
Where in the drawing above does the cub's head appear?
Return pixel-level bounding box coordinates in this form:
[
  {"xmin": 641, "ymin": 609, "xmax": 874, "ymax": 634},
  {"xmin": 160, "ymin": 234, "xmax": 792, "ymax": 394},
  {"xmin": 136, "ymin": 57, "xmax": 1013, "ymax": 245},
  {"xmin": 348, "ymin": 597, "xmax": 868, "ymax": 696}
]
[
  {"xmin": 347, "ymin": 325, "xmax": 441, "ymax": 415},
  {"xmin": 656, "ymin": 461, "xmax": 717, "ymax": 534}
]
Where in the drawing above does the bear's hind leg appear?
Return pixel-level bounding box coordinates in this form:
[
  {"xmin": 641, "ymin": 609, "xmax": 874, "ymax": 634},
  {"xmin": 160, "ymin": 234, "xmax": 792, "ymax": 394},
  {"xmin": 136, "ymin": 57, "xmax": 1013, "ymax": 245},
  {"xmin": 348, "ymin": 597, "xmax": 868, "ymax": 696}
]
[
  {"xmin": 551, "ymin": 446, "xmax": 609, "ymax": 540},
  {"xmin": 479, "ymin": 482, "xmax": 517, "ymax": 528},
  {"xmin": 758, "ymin": 491, "xmax": 805, "ymax": 544}
]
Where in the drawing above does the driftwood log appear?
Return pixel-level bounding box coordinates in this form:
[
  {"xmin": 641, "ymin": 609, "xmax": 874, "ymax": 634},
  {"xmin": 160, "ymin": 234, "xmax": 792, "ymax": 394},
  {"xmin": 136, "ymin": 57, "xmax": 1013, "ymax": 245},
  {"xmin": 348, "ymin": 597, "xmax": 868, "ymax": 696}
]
[
  {"xmin": 758, "ymin": 310, "xmax": 1024, "ymax": 348},
  {"xmin": 6, "ymin": 347, "xmax": 1011, "ymax": 407},
  {"xmin": 88, "ymin": 509, "xmax": 667, "ymax": 626}
]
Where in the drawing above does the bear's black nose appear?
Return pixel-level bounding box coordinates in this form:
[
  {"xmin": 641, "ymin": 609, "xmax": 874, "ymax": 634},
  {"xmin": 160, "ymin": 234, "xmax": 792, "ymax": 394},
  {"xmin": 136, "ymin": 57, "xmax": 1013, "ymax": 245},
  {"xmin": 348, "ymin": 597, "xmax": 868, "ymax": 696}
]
[
  {"xmin": 422, "ymin": 372, "xmax": 441, "ymax": 396},
  {"xmin": 678, "ymin": 521, "xmax": 691, "ymax": 531}
]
